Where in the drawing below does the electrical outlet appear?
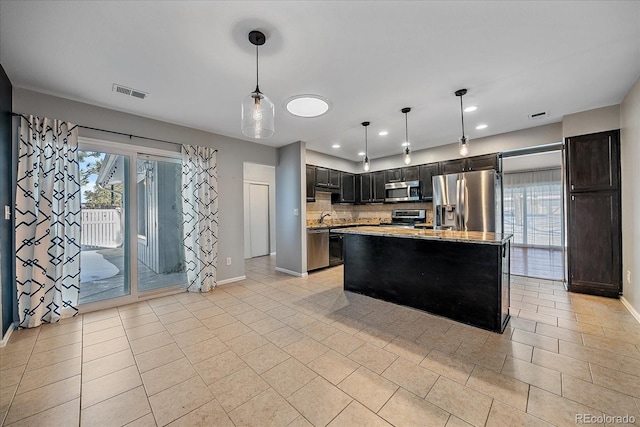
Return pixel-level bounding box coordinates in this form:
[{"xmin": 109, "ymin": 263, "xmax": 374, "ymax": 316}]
[
  {"xmin": 293, "ymin": 208, "xmax": 299, "ymax": 216},
  {"xmin": 226, "ymin": 257, "xmax": 232, "ymax": 266},
  {"xmin": 627, "ymin": 270, "xmax": 631, "ymax": 284}
]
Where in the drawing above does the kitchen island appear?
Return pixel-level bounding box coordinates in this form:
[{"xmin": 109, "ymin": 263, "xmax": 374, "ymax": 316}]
[{"xmin": 332, "ymin": 226, "xmax": 512, "ymax": 333}]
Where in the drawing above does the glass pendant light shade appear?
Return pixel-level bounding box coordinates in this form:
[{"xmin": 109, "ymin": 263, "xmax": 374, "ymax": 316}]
[
  {"xmin": 242, "ymin": 90, "xmax": 275, "ymax": 138},
  {"xmin": 363, "ymin": 156, "xmax": 371, "ymax": 171},
  {"xmin": 403, "ymin": 145, "xmax": 411, "ymax": 165},
  {"xmin": 459, "ymin": 136, "xmax": 469, "ymax": 157}
]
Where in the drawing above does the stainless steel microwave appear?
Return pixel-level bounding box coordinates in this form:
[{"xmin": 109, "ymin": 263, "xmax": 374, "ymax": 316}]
[{"xmin": 385, "ymin": 180, "xmax": 420, "ymax": 202}]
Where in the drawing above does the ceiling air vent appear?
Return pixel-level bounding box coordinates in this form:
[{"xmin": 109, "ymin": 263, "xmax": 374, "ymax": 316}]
[
  {"xmin": 528, "ymin": 111, "xmax": 548, "ymax": 120},
  {"xmin": 112, "ymin": 83, "xmax": 148, "ymax": 100}
]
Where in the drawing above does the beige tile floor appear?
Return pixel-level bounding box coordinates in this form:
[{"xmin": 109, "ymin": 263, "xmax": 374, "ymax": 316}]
[{"xmin": 1, "ymin": 255, "xmax": 639, "ymax": 427}]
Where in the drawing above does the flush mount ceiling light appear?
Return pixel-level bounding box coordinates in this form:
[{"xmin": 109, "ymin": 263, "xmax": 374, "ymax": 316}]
[
  {"xmin": 362, "ymin": 121, "xmax": 371, "ymax": 172},
  {"xmin": 401, "ymin": 107, "xmax": 412, "ymax": 165},
  {"xmin": 455, "ymin": 89, "xmax": 470, "ymax": 157},
  {"xmin": 332, "ymin": 144, "xmax": 340, "ymax": 148},
  {"xmin": 358, "ymin": 151, "xmax": 366, "ymax": 156},
  {"xmin": 285, "ymin": 95, "xmax": 330, "ymax": 118},
  {"xmin": 241, "ymin": 30, "xmax": 275, "ymax": 139},
  {"xmin": 476, "ymin": 124, "xmax": 488, "ymax": 130},
  {"xmin": 378, "ymin": 130, "xmax": 388, "ymax": 136},
  {"xmin": 464, "ymin": 105, "xmax": 478, "ymax": 113}
]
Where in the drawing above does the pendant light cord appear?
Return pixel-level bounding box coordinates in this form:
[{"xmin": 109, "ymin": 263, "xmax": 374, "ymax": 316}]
[
  {"xmin": 365, "ymin": 126, "xmax": 368, "ymax": 154},
  {"xmin": 459, "ymin": 95, "xmax": 465, "ymax": 137},
  {"xmin": 405, "ymin": 111, "xmax": 409, "ymax": 142},
  {"xmin": 255, "ymin": 45, "xmax": 260, "ymax": 93}
]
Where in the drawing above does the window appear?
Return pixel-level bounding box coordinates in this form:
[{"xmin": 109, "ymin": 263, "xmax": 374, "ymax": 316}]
[{"xmin": 503, "ymin": 168, "xmax": 563, "ymax": 248}]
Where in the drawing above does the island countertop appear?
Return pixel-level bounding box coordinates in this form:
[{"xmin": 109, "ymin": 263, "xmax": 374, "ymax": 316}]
[{"xmin": 332, "ymin": 226, "xmax": 512, "ymax": 245}]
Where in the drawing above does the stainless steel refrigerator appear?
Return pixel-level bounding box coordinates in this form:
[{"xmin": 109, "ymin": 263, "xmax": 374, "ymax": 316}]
[{"xmin": 432, "ymin": 169, "xmax": 502, "ymax": 233}]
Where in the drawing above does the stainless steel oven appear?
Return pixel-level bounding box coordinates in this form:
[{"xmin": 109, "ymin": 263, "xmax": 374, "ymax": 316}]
[
  {"xmin": 384, "ymin": 180, "xmax": 420, "ymax": 202},
  {"xmin": 379, "ymin": 209, "xmax": 426, "ymax": 228}
]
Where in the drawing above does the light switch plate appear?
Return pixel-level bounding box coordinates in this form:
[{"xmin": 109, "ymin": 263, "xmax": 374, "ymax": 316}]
[
  {"xmin": 293, "ymin": 208, "xmax": 299, "ymax": 216},
  {"xmin": 4, "ymin": 205, "xmax": 9, "ymax": 220}
]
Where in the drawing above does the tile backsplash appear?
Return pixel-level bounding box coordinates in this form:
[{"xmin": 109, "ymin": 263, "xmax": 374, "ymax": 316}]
[{"xmin": 306, "ymin": 191, "xmax": 433, "ymax": 227}]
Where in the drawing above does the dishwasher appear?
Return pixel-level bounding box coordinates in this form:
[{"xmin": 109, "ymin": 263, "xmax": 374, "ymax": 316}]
[{"xmin": 307, "ymin": 229, "xmax": 329, "ymax": 271}]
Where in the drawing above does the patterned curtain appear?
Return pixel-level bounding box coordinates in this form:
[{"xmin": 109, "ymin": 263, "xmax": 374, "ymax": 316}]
[
  {"xmin": 15, "ymin": 116, "xmax": 81, "ymax": 328},
  {"xmin": 181, "ymin": 145, "xmax": 218, "ymax": 292}
]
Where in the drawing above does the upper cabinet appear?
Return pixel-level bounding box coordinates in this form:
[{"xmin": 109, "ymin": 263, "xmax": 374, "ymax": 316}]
[
  {"xmin": 567, "ymin": 130, "xmax": 620, "ymax": 192},
  {"xmin": 306, "ymin": 165, "xmax": 316, "ymax": 202},
  {"xmin": 440, "ymin": 154, "xmax": 500, "ymax": 174},
  {"xmin": 419, "ymin": 163, "xmax": 439, "ymax": 201},
  {"xmin": 357, "ymin": 173, "xmax": 372, "ymax": 203},
  {"xmin": 315, "ymin": 167, "xmax": 340, "ymax": 188},
  {"xmin": 339, "ymin": 172, "xmax": 356, "ymax": 203},
  {"xmin": 402, "ymin": 166, "xmax": 420, "ymax": 181},
  {"xmin": 385, "ymin": 166, "xmax": 419, "ymax": 183},
  {"xmin": 384, "ymin": 168, "xmax": 402, "ymax": 183},
  {"xmin": 372, "ymin": 171, "xmax": 386, "ymax": 202}
]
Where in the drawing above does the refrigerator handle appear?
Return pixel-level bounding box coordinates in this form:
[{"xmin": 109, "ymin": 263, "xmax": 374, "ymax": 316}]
[
  {"xmin": 455, "ymin": 178, "xmax": 461, "ymax": 230},
  {"xmin": 459, "ymin": 178, "xmax": 466, "ymax": 231}
]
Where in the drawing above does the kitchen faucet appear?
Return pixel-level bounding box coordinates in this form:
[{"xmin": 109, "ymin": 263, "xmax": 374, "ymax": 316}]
[{"xmin": 320, "ymin": 212, "xmax": 331, "ymax": 224}]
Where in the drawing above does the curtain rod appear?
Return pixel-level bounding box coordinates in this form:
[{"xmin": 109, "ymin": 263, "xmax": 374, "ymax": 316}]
[{"xmin": 11, "ymin": 112, "xmax": 181, "ymax": 146}]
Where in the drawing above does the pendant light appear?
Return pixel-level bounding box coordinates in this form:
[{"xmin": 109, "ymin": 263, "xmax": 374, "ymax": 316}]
[
  {"xmin": 401, "ymin": 107, "xmax": 411, "ymax": 165},
  {"xmin": 241, "ymin": 30, "xmax": 275, "ymax": 139},
  {"xmin": 455, "ymin": 89, "xmax": 469, "ymax": 156},
  {"xmin": 362, "ymin": 121, "xmax": 371, "ymax": 172}
]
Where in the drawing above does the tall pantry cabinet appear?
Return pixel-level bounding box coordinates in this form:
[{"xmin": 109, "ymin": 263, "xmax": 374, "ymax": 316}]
[{"xmin": 566, "ymin": 130, "xmax": 622, "ymax": 298}]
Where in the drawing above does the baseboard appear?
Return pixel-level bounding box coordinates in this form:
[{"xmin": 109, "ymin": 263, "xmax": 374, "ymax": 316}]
[
  {"xmin": 217, "ymin": 275, "xmax": 246, "ymax": 286},
  {"xmin": 275, "ymin": 267, "xmax": 308, "ymax": 278},
  {"xmin": 0, "ymin": 323, "xmax": 15, "ymax": 348},
  {"xmin": 620, "ymin": 296, "xmax": 640, "ymax": 324}
]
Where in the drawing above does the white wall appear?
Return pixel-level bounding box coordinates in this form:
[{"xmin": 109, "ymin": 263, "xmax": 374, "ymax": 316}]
[
  {"xmin": 243, "ymin": 163, "xmax": 276, "ymax": 255},
  {"xmin": 13, "ymin": 88, "xmax": 278, "ymax": 282},
  {"xmin": 563, "ymin": 105, "xmax": 621, "ymax": 138},
  {"xmin": 365, "ymin": 122, "xmax": 564, "ymax": 171},
  {"xmin": 306, "ymin": 150, "xmax": 361, "ymax": 174},
  {"xmin": 621, "ymin": 77, "xmax": 640, "ymax": 317},
  {"xmin": 276, "ymin": 141, "xmax": 306, "ymax": 275}
]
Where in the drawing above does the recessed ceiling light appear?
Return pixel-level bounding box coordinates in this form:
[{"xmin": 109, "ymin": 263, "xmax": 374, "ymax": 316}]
[
  {"xmin": 285, "ymin": 95, "xmax": 331, "ymax": 118},
  {"xmin": 475, "ymin": 124, "xmax": 488, "ymax": 130},
  {"xmin": 401, "ymin": 142, "xmax": 410, "ymax": 147},
  {"xmin": 358, "ymin": 152, "xmax": 366, "ymax": 156},
  {"xmin": 332, "ymin": 144, "xmax": 340, "ymax": 148},
  {"xmin": 464, "ymin": 105, "xmax": 478, "ymax": 112},
  {"xmin": 378, "ymin": 130, "xmax": 388, "ymax": 136}
]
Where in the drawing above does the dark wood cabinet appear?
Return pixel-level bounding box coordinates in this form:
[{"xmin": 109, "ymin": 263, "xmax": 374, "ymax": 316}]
[
  {"xmin": 329, "ymin": 169, "xmax": 341, "ymax": 188},
  {"xmin": 358, "ymin": 173, "xmax": 372, "ymax": 203},
  {"xmin": 566, "ymin": 129, "xmax": 621, "ymax": 298},
  {"xmin": 567, "ymin": 130, "xmax": 620, "ymax": 192},
  {"xmin": 440, "ymin": 154, "xmax": 499, "ymax": 174},
  {"xmin": 339, "ymin": 172, "xmax": 356, "ymax": 203},
  {"xmin": 385, "ymin": 168, "xmax": 402, "ymax": 183},
  {"xmin": 440, "ymin": 159, "xmax": 466, "ymax": 174},
  {"xmin": 372, "ymin": 171, "xmax": 386, "ymax": 202},
  {"xmin": 402, "ymin": 166, "xmax": 420, "ymax": 181},
  {"xmin": 419, "ymin": 163, "xmax": 439, "ymax": 201},
  {"xmin": 306, "ymin": 165, "xmax": 316, "ymax": 202},
  {"xmin": 315, "ymin": 167, "xmax": 340, "ymax": 188},
  {"xmin": 468, "ymin": 154, "xmax": 500, "ymax": 172},
  {"xmin": 568, "ymin": 191, "xmax": 621, "ymax": 297}
]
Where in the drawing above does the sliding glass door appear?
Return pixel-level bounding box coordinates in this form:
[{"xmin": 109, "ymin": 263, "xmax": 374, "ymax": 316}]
[
  {"xmin": 78, "ymin": 141, "xmax": 186, "ymax": 308},
  {"xmin": 136, "ymin": 155, "xmax": 186, "ymax": 292},
  {"xmin": 78, "ymin": 150, "xmax": 130, "ymax": 305}
]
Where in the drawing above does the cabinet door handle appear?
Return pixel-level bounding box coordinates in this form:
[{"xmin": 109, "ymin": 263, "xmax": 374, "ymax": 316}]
[
  {"xmin": 571, "ymin": 195, "xmax": 575, "ymax": 201},
  {"xmin": 571, "ymin": 184, "xmax": 574, "ymax": 190}
]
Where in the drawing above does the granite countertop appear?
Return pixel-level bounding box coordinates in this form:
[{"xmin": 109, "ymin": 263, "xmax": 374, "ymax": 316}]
[
  {"xmin": 307, "ymin": 222, "xmax": 381, "ymax": 230},
  {"xmin": 331, "ymin": 226, "xmax": 513, "ymax": 245}
]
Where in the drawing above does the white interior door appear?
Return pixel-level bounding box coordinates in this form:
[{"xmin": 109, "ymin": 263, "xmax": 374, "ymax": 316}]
[{"xmin": 248, "ymin": 183, "xmax": 270, "ymax": 258}]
